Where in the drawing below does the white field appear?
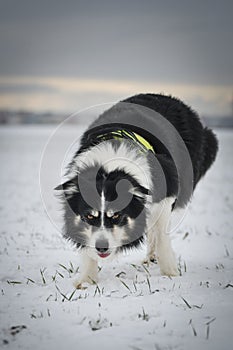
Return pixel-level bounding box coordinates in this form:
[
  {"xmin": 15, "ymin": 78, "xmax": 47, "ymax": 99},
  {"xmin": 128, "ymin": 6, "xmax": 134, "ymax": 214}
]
[{"xmin": 0, "ymin": 125, "xmax": 232, "ymax": 350}]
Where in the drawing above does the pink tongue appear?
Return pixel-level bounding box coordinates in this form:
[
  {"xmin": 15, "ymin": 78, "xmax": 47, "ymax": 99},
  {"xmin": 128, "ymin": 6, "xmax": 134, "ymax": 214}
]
[{"xmin": 98, "ymin": 252, "xmax": 110, "ymax": 258}]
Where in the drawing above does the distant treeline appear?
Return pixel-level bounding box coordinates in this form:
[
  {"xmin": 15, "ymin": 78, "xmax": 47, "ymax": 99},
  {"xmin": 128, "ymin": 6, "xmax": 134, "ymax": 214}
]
[
  {"xmin": 0, "ymin": 110, "xmax": 90, "ymax": 125},
  {"xmin": 0, "ymin": 110, "xmax": 232, "ymax": 128}
]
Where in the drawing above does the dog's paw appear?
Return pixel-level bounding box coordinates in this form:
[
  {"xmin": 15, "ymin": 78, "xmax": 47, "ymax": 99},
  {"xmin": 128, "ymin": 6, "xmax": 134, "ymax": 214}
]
[
  {"xmin": 73, "ymin": 280, "xmax": 87, "ymax": 290},
  {"xmin": 73, "ymin": 275, "xmax": 98, "ymax": 289},
  {"xmin": 142, "ymin": 253, "xmax": 157, "ymax": 265},
  {"xmin": 159, "ymin": 260, "xmax": 179, "ymax": 277}
]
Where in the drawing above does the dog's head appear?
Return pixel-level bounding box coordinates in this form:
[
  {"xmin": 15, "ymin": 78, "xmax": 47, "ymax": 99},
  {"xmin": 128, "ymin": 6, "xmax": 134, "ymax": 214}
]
[{"xmin": 55, "ymin": 164, "xmax": 151, "ymax": 260}]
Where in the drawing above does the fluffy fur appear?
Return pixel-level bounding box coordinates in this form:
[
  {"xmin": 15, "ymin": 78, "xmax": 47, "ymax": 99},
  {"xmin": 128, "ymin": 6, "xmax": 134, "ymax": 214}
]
[{"xmin": 55, "ymin": 93, "xmax": 218, "ymax": 288}]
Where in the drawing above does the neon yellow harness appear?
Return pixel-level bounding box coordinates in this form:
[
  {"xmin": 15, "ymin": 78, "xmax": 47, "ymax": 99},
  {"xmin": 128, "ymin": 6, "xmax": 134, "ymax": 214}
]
[{"xmin": 97, "ymin": 129, "xmax": 155, "ymax": 154}]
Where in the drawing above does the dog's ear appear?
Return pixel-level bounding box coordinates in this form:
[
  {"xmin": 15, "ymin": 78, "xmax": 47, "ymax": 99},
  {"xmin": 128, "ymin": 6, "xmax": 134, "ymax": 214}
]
[
  {"xmin": 129, "ymin": 185, "xmax": 151, "ymax": 199},
  {"xmin": 54, "ymin": 179, "xmax": 79, "ymax": 193}
]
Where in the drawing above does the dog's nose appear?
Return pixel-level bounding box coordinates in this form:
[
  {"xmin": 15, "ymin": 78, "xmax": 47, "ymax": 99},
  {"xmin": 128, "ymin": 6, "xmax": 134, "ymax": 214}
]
[{"xmin": 95, "ymin": 239, "xmax": 109, "ymax": 253}]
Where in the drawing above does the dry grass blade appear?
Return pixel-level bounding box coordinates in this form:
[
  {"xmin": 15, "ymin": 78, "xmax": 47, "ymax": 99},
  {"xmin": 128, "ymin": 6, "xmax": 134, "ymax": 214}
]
[
  {"xmin": 131, "ymin": 264, "xmax": 142, "ymax": 272},
  {"xmin": 189, "ymin": 319, "xmax": 197, "ymax": 336},
  {"xmin": 181, "ymin": 297, "xmax": 192, "ymax": 308},
  {"xmin": 138, "ymin": 307, "xmax": 149, "ymax": 321},
  {"xmin": 115, "ymin": 271, "xmax": 126, "ymax": 278},
  {"xmin": 40, "ymin": 269, "xmax": 46, "ymax": 284},
  {"xmin": 26, "ymin": 278, "xmax": 35, "ymax": 284},
  {"xmin": 224, "ymin": 245, "xmax": 230, "ymax": 257},
  {"xmin": 68, "ymin": 289, "xmax": 77, "ymax": 301},
  {"xmin": 206, "ymin": 317, "xmax": 216, "ymax": 339},
  {"xmin": 184, "ymin": 261, "xmax": 187, "ymax": 272},
  {"xmin": 133, "ymin": 280, "xmax": 137, "ymax": 292},
  {"xmin": 119, "ymin": 279, "xmax": 131, "ymax": 292},
  {"xmin": 146, "ymin": 276, "xmax": 151, "ymax": 294},
  {"xmin": 69, "ymin": 261, "xmax": 74, "ymax": 273},
  {"xmin": 94, "ymin": 285, "xmax": 101, "ymax": 297},
  {"xmin": 58, "ymin": 263, "xmax": 69, "ymax": 272},
  {"xmin": 142, "ymin": 264, "xmax": 151, "ymax": 276},
  {"xmin": 206, "ymin": 317, "xmax": 216, "ymax": 326},
  {"xmin": 206, "ymin": 324, "xmax": 210, "ymax": 339},
  {"xmin": 55, "ymin": 285, "xmax": 69, "ymax": 301},
  {"xmin": 56, "ymin": 270, "xmax": 64, "ymax": 278},
  {"xmin": 7, "ymin": 280, "xmax": 22, "ymax": 285}
]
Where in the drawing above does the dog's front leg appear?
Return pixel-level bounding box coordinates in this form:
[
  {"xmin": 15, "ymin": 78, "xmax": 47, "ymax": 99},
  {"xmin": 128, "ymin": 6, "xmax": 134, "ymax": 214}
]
[
  {"xmin": 74, "ymin": 250, "xmax": 98, "ymax": 289},
  {"xmin": 143, "ymin": 203, "xmax": 159, "ymax": 264},
  {"xmin": 155, "ymin": 198, "xmax": 179, "ymax": 277},
  {"xmin": 143, "ymin": 227, "xmax": 157, "ymax": 264}
]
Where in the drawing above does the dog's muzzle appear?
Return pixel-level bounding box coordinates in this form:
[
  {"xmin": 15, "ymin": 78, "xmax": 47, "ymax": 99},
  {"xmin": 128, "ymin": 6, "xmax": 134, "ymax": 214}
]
[{"xmin": 95, "ymin": 238, "xmax": 110, "ymax": 258}]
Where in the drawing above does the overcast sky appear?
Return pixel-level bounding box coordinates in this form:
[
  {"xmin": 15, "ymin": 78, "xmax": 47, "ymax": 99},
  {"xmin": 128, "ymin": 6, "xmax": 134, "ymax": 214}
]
[{"xmin": 0, "ymin": 0, "xmax": 232, "ymax": 115}]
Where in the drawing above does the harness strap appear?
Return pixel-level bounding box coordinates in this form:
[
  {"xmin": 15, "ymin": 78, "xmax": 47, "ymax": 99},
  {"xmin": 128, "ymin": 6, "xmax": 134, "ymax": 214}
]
[{"xmin": 96, "ymin": 129, "xmax": 155, "ymax": 154}]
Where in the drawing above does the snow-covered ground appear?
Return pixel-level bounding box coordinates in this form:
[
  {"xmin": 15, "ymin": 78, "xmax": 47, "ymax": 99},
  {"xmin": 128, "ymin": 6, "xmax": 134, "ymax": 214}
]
[{"xmin": 0, "ymin": 125, "xmax": 232, "ymax": 350}]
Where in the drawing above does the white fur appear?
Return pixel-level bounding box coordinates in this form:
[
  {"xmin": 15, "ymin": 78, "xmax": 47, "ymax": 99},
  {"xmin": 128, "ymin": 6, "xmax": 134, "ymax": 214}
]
[
  {"xmin": 74, "ymin": 215, "xmax": 80, "ymax": 226},
  {"xmin": 106, "ymin": 209, "xmax": 114, "ymax": 218},
  {"xmin": 87, "ymin": 226, "xmax": 126, "ymax": 254},
  {"xmin": 146, "ymin": 198, "xmax": 179, "ymax": 276},
  {"xmin": 71, "ymin": 141, "xmax": 152, "ymax": 190},
  {"xmin": 100, "ymin": 191, "xmax": 105, "ymax": 228},
  {"xmin": 127, "ymin": 216, "xmax": 134, "ymax": 229},
  {"xmin": 91, "ymin": 209, "xmax": 99, "ymax": 217},
  {"xmin": 74, "ymin": 250, "xmax": 98, "ymax": 288}
]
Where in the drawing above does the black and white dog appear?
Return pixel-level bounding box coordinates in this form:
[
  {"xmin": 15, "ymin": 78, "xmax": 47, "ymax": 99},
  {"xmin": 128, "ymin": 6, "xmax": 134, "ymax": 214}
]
[{"xmin": 55, "ymin": 94, "xmax": 218, "ymax": 288}]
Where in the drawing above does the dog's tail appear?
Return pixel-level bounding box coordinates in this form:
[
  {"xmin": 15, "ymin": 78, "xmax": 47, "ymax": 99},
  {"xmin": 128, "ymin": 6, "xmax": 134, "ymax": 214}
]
[{"xmin": 200, "ymin": 127, "xmax": 218, "ymax": 177}]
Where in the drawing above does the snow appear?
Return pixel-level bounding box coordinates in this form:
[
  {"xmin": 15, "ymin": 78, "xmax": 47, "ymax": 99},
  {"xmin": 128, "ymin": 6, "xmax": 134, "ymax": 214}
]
[{"xmin": 0, "ymin": 125, "xmax": 232, "ymax": 350}]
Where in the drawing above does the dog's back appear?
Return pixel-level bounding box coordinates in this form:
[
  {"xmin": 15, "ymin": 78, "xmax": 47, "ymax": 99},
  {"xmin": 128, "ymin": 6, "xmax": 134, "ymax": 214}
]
[
  {"xmin": 122, "ymin": 94, "xmax": 218, "ymax": 186},
  {"xmin": 79, "ymin": 93, "xmax": 218, "ymax": 193}
]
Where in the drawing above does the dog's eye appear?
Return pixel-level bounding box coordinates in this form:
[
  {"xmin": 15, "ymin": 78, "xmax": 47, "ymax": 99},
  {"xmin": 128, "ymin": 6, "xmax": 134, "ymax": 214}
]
[
  {"xmin": 112, "ymin": 213, "xmax": 120, "ymax": 220},
  {"xmin": 86, "ymin": 214, "xmax": 94, "ymax": 220}
]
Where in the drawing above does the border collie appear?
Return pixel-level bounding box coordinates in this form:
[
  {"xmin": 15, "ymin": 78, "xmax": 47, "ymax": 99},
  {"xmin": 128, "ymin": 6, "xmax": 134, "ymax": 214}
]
[{"xmin": 55, "ymin": 94, "xmax": 218, "ymax": 289}]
